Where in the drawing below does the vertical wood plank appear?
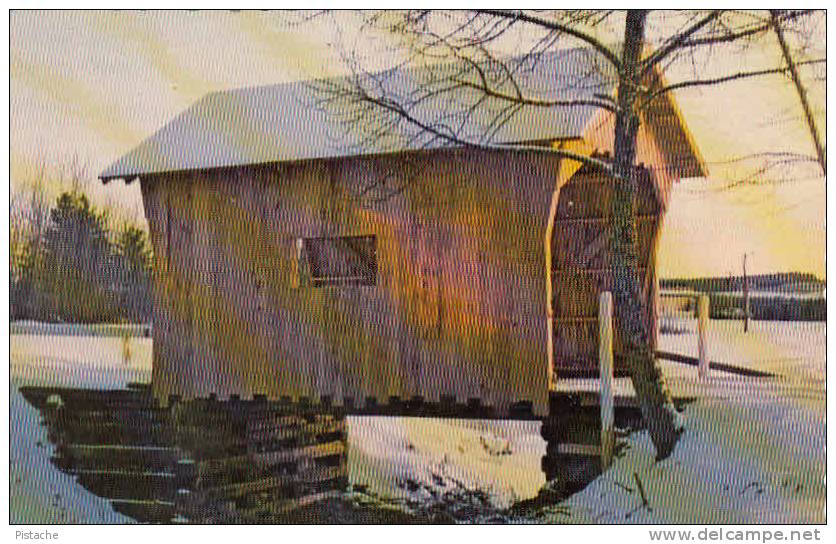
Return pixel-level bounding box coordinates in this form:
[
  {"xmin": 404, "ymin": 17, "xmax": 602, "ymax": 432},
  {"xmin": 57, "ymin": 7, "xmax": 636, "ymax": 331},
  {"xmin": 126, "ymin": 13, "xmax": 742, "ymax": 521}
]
[
  {"xmin": 149, "ymin": 149, "xmax": 559, "ymax": 416},
  {"xmin": 140, "ymin": 177, "xmax": 170, "ymax": 405}
]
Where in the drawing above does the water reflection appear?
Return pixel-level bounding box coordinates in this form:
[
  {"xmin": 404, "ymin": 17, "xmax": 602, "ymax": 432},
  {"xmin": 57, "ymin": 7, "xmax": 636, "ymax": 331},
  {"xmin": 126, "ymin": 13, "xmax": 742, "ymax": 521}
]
[{"xmin": 21, "ymin": 386, "xmax": 349, "ymax": 523}]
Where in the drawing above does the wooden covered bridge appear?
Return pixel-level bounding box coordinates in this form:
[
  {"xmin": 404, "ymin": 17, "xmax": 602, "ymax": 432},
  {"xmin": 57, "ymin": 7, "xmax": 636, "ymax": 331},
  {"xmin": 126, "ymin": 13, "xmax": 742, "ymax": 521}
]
[
  {"xmin": 13, "ymin": 49, "xmax": 713, "ymax": 522},
  {"xmin": 99, "ymin": 47, "xmax": 706, "ymax": 420}
]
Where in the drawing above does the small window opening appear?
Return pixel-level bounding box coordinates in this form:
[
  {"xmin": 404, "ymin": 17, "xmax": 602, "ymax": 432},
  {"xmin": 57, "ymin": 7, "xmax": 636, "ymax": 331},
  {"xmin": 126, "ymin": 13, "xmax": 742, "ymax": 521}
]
[{"xmin": 296, "ymin": 235, "xmax": 377, "ymax": 287}]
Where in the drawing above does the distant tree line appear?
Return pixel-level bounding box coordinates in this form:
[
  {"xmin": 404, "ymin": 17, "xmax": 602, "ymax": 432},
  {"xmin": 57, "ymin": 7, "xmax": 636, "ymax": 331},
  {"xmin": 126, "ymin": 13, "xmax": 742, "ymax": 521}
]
[
  {"xmin": 709, "ymin": 293, "xmax": 825, "ymax": 322},
  {"xmin": 661, "ymin": 273, "xmax": 825, "ymax": 322},
  {"xmin": 11, "ymin": 180, "xmax": 153, "ymax": 324},
  {"xmin": 660, "ymin": 272, "xmax": 824, "ymax": 294}
]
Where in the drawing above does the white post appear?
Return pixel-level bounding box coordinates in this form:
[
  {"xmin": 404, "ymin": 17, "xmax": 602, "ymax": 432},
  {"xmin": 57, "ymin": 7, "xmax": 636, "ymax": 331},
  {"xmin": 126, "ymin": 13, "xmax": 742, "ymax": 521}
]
[
  {"xmin": 599, "ymin": 291, "xmax": 614, "ymax": 469},
  {"xmin": 698, "ymin": 294, "xmax": 710, "ymax": 379}
]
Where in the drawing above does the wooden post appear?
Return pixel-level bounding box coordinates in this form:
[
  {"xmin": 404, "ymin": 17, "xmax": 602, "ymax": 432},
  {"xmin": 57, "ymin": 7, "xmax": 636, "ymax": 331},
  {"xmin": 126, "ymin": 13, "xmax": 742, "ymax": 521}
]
[
  {"xmin": 291, "ymin": 238, "xmax": 303, "ymax": 289},
  {"xmin": 599, "ymin": 291, "xmax": 614, "ymax": 469},
  {"xmin": 698, "ymin": 294, "xmax": 710, "ymax": 379}
]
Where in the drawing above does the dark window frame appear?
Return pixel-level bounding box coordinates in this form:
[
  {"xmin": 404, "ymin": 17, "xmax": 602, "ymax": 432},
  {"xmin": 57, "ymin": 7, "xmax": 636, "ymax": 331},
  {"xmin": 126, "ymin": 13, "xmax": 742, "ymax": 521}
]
[{"xmin": 295, "ymin": 234, "xmax": 377, "ymax": 287}]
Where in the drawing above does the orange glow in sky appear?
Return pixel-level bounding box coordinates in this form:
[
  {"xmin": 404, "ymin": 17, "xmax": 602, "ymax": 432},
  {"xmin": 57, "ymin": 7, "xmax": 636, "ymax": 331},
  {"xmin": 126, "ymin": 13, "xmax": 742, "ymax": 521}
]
[{"xmin": 10, "ymin": 10, "xmax": 825, "ymax": 278}]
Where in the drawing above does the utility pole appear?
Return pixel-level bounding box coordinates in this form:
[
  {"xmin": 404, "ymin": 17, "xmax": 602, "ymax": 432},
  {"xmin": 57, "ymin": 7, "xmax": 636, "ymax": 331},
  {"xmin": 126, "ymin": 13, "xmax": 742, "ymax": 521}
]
[{"xmin": 743, "ymin": 253, "xmax": 750, "ymax": 333}]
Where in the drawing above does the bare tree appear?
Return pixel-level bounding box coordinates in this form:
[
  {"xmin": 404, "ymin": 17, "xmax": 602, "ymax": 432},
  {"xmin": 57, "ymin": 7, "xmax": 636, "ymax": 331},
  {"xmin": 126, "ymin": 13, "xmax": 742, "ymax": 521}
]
[
  {"xmin": 770, "ymin": 9, "xmax": 826, "ymax": 176},
  {"xmin": 10, "ymin": 165, "xmax": 50, "ymax": 319},
  {"xmin": 304, "ymin": 9, "xmax": 824, "ymax": 459}
]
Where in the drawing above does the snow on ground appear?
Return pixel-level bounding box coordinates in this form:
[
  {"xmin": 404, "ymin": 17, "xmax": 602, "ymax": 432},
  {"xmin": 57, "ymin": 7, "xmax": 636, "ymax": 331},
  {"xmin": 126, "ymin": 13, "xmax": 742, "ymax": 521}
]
[
  {"xmin": 347, "ymin": 416, "xmax": 545, "ymax": 508},
  {"xmin": 11, "ymin": 332, "xmax": 153, "ymax": 389},
  {"xmin": 660, "ymin": 319, "xmax": 825, "ymax": 384},
  {"xmin": 553, "ymin": 392, "xmax": 825, "ymax": 524},
  {"xmin": 9, "ymin": 384, "xmax": 134, "ymax": 524},
  {"xmin": 9, "ymin": 319, "xmax": 826, "ymax": 523},
  {"xmin": 10, "ymin": 330, "xmax": 152, "ymax": 524},
  {"xmin": 551, "ymin": 320, "xmax": 825, "ymax": 524}
]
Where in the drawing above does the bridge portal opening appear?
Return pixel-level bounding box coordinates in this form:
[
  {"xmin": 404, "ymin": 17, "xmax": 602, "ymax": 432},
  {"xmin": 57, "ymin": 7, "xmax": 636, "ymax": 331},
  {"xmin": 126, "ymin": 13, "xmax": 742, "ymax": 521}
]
[{"xmin": 548, "ymin": 164, "xmax": 665, "ymax": 379}]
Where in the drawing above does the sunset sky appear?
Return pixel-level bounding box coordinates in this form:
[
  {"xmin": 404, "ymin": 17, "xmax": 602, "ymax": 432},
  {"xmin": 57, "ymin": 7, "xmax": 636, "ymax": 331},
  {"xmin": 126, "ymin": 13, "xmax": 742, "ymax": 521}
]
[{"xmin": 9, "ymin": 10, "xmax": 826, "ymax": 279}]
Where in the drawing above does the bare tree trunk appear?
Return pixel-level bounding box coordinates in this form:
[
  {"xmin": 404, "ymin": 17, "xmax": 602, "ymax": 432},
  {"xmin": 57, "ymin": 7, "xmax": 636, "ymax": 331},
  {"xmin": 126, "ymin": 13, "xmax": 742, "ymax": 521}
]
[
  {"xmin": 771, "ymin": 10, "xmax": 826, "ymax": 176},
  {"xmin": 611, "ymin": 9, "xmax": 682, "ymax": 460}
]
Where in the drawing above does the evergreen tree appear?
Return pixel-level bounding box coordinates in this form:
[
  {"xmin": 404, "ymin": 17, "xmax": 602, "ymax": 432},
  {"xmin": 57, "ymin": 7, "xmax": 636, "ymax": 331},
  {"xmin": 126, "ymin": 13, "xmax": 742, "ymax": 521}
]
[
  {"xmin": 114, "ymin": 224, "xmax": 153, "ymax": 322},
  {"xmin": 40, "ymin": 191, "xmax": 117, "ymax": 322}
]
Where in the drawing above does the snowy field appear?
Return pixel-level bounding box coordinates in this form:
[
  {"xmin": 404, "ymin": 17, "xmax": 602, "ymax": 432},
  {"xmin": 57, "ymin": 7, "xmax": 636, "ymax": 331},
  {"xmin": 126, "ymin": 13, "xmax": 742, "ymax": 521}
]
[
  {"xmin": 558, "ymin": 319, "xmax": 825, "ymax": 524},
  {"xmin": 9, "ymin": 319, "xmax": 825, "ymax": 523},
  {"xmin": 10, "ymin": 331, "xmax": 151, "ymax": 524}
]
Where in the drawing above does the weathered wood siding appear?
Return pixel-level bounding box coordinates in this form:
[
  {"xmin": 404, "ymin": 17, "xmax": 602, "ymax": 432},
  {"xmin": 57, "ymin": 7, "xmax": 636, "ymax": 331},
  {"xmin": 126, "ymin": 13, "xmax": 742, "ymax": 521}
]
[
  {"xmin": 550, "ymin": 164, "xmax": 663, "ymax": 376},
  {"xmin": 142, "ymin": 149, "xmax": 561, "ymax": 416}
]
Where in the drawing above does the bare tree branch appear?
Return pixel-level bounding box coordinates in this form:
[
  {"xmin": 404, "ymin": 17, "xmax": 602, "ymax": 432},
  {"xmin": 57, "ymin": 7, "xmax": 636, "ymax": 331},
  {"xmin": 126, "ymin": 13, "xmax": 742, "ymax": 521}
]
[
  {"xmin": 345, "ymin": 83, "xmax": 612, "ymax": 170},
  {"xmin": 679, "ymin": 10, "xmax": 810, "ymax": 47},
  {"xmin": 474, "ymin": 9, "xmax": 622, "ymax": 69},
  {"xmin": 642, "ymin": 10, "xmax": 723, "ymax": 74},
  {"xmin": 309, "ymin": 9, "xmax": 824, "ymax": 190},
  {"xmin": 771, "ymin": 10, "xmax": 826, "ymax": 176},
  {"xmin": 644, "ymin": 58, "xmax": 826, "ymax": 104},
  {"xmin": 451, "ymin": 78, "xmax": 616, "ymax": 111}
]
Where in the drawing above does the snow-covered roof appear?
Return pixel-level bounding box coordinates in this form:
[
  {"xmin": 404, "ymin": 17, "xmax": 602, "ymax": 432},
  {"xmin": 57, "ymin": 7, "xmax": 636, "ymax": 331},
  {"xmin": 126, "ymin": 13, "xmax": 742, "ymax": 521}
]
[{"xmin": 99, "ymin": 48, "xmax": 617, "ymax": 182}]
